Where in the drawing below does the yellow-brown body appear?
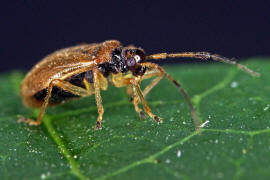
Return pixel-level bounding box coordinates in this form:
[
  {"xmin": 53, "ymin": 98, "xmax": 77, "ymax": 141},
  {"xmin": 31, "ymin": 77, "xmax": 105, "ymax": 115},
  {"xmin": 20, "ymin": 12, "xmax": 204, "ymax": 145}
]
[{"xmin": 20, "ymin": 40, "xmax": 259, "ymax": 129}]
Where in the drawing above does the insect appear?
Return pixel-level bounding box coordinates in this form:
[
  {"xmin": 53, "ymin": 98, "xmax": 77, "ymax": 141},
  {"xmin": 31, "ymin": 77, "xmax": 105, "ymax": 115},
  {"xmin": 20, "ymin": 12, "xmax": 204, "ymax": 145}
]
[{"xmin": 19, "ymin": 40, "xmax": 259, "ymax": 130}]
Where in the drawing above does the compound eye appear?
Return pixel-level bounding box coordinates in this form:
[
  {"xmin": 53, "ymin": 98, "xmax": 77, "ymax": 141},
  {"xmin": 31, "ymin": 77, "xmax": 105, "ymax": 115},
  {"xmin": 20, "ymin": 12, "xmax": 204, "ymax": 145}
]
[
  {"xmin": 126, "ymin": 58, "xmax": 136, "ymax": 67},
  {"xmin": 134, "ymin": 55, "xmax": 141, "ymax": 63}
]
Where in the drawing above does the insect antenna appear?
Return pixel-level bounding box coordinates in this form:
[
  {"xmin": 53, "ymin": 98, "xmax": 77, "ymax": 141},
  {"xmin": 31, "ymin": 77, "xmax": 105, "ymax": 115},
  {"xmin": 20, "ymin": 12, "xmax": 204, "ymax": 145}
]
[
  {"xmin": 146, "ymin": 52, "xmax": 260, "ymax": 77},
  {"xmin": 163, "ymin": 71, "xmax": 201, "ymax": 131}
]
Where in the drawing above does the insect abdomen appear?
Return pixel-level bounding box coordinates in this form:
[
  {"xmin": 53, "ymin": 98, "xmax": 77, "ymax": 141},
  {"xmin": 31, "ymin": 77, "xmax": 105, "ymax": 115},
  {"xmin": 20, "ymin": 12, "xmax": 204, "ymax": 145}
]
[
  {"xmin": 33, "ymin": 70, "xmax": 94, "ymax": 105},
  {"xmin": 34, "ymin": 86, "xmax": 78, "ymax": 105}
]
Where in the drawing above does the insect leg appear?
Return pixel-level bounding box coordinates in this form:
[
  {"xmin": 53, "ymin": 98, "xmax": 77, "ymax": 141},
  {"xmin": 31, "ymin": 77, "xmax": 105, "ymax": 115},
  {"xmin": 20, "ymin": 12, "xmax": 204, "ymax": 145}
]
[
  {"xmin": 93, "ymin": 69, "xmax": 104, "ymax": 129},
  {"xmin": 126, "ymin": 85, "xmax": 144, "ymax": 119},
  {"xmin": 142, "ymin": 62, "xmax": 201, "ymax": 130},
  {"xmin": 19, "ymin": 79, "xmax": 91, "ymax": 125},
  {"xmin": 83, "ymin": 79, "xmax": 96, "ymax": 93},
  {"xmin": 141, "ymin": 69, "xmax": 164, "ymax": 97},
  {"xmin": 83, "ymin": 79, "xmax": 92, "ymax": 91},
  {"xmin": 131, "ymin": 79, "xmax": 162, "ymax": 123},
  {"xmin": 111, "ymin": 74, "xmax": 145, "ymax": 118},
  {"xmin": 133, "ymin": 70, "xmax": 164, "ymax": 118},
  {"xmin": 112, "ymin": 73, "xmax": 162, "ymax": 121}
]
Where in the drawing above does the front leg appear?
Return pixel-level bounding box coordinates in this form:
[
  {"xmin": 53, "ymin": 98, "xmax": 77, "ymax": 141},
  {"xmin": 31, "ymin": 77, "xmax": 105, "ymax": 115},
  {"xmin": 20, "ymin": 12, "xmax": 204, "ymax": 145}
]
[
  {"xmin": 142, "ymin": 62, "xmax": 201, "ymax": 130},
  {"xmin": 131, "ymin": 79, "xmax": 162, "ymax": 123},
  {"xmin": 127, "ymin": 69, "xmax": 164, "ymax": 119},
  {"xmin": 112, "ymin": 73, "xmax": 145, "ymax": 119},
  {"xmin": 112, "ymin": 72, "xmax": 163, "ymax": 121},
  {"xmin": 127, "ymin": 85, "xmax": 145, "ymax": 119}
]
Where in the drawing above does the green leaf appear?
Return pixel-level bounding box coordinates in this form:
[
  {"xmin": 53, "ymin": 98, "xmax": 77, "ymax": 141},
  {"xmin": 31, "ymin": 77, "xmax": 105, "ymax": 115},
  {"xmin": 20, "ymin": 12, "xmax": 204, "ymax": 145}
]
[{"xmin": 0, "ymin": 59, "xmax": 269, "ymax": 180}]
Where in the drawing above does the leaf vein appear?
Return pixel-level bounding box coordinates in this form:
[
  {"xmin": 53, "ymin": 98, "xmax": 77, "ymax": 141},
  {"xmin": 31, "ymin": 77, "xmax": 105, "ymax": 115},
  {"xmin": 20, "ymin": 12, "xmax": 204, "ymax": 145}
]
[
  {"xmin": 43, "ymin": 117, "xmax": 89, "ymax": 180},
  {"xmin": 96, "ymin": 131, "xmax": 199, "ymax": 180}
]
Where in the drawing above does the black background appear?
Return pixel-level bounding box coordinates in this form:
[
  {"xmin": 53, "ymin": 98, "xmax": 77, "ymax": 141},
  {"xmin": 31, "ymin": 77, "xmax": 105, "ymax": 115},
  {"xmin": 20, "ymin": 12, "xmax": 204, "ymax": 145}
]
[{"xmin": 1, "ymin": 1, "xmax": 269, "ymax": 73}]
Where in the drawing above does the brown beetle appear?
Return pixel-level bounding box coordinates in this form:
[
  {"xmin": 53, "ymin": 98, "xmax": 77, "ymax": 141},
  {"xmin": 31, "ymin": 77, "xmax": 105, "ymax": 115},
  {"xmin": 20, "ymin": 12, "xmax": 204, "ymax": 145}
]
[{"xmin": 19, "ymin": 40, "xmax": 259, "ymax": 129}]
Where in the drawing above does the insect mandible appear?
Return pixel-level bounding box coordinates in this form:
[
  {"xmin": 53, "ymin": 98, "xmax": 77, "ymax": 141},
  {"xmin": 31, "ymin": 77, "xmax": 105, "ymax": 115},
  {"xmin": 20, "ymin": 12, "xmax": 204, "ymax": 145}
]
[{"xmin": 19, "ymin": 40, "xmax": 259, "ymax": 130}]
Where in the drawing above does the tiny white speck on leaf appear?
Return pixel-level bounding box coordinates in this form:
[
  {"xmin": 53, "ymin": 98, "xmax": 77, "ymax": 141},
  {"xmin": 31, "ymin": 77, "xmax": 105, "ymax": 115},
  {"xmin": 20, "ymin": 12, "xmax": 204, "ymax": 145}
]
[
  {"xmin": 177, "ymin": 150, "xmax": 182, "ymax": 158},
  {"xmin": 165, "ymin": 159, "xmax": 171, "ymax": 163},
  {"xmin": 200, "ymin": 120, "xmax": 210, "ymax": 128},
  {"xmin": 41, "ymin": 174, "xmax": 46, "ymax": 179},
  {"xmin": 264, "ymin": 105, "xmax": 269, "ymax": 111},
  {"xmin": 231, "ymin": 81, "xmax": 238, "ymax": 88},
  {"xmin": 217, "ymin": 172, "xmax": 224, "ymax": 178}
]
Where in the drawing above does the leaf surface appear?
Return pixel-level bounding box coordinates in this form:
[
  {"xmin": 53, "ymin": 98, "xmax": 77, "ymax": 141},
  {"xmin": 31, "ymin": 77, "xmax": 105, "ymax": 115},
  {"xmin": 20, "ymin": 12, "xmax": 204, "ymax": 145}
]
[{"xmin": 0, "ymin": 59, "xmax": 269, "ymax": 180}]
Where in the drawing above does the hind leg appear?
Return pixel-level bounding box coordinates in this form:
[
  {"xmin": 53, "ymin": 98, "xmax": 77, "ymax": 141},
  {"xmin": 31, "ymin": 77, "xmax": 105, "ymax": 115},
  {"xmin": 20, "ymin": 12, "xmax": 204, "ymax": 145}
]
[{"xmin": 19, "ymin": 79, "xmax": 90, "ymax": 125}]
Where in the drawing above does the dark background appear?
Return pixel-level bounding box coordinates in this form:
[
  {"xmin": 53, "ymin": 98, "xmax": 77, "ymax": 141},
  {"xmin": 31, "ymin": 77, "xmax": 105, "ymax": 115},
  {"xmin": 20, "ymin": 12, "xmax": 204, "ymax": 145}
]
[{"xmin": 1, "ymin": 1, "xmax": 269, "ymax": 73}]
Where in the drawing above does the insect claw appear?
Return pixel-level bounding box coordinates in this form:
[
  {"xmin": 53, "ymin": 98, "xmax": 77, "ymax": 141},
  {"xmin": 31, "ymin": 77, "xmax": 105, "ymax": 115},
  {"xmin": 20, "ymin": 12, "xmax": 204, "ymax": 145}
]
[
  {"xmin": 94, "ymin": 121, "xmax": 102, "ymax": 130},
  {"xmin": 17, "ymin": 115, "xmax": 26, "ymax": 121},
  {"xmin": 17, "ymin": 115, "xmax": 28, "ymax": 124},
  {"xmin": 139, "ymin": 111, "xmax": 146, "ymax": 119},
  {"xmin": 154, "ymin": 116, "xmax": 163, "ymax": 123},
  {"xmin": 17, "ymin": 115, "xmax": 40, "ymax": 126}
]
